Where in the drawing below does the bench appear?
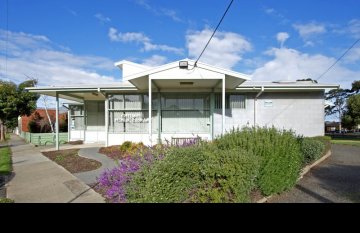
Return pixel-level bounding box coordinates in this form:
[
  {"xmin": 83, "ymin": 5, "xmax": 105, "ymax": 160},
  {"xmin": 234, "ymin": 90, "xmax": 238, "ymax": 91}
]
[{"xmin": 171, "ymin": 136, "xmax": 201, "ymax": 146}]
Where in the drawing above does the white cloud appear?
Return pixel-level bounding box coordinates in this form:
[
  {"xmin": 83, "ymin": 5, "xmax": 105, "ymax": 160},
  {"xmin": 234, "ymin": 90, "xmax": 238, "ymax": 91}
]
[
  {"xmin": 94, "ymin": 13, "xmax": 111, "ymax": 23},
  {"xmin": 293, "ymin": 22, "xmax": 327, "ymax": 47},
  {"xmin": 0, "ymin": 29, "xmax": 117, "ymax": 88},
  {"xmin": 186, "ymin": 28, "xmax": 252, "ymax": 69},
  {"xmin": 109, "ymin": 28, "xmax": 150, "ymax": 43},
  {"xmin": 344, "ymin": 47, "xmax": 360, "ymax": 63},
  {"xmin": 293, "ymin": 22, "xmax": 326, "ymax": 39},
  {"xmin": 264, "ymin": 8, "xmax": 275, "ymax": 15},
  {"xmin": 263, "ymin": 7, "xmax": 289, "ymax": 24},
  {"xmin": 304, "ymin": 41, "xmax": 315, "ymax": 47},
  {"xmin": 108, "ymin": 27, "xmax": 184, "ymax": 55},
  {"xmin": 251, "ymin": 47, "xmax": 358, "ymax": 89},
  {"xmin": 348, "ymin": 19, "xmax": 360, "ymax": 38},
  {"xmin": 142, "ymin": 55, "xmax": 167, "ymax": 66},
  {"xmin": 160, "ymin": 8, "xmax": 182, "ymax": 22},
  {"xmin": 276, "ymin": 32, "xmax": 290, "ymax": 47},
  {"xmin": 333, "ymin": 19, "xmax": 360, "ymax": 38},
  {"xmin": 133, "ymin": 0, "xmax": 183, "ymax": 23}
]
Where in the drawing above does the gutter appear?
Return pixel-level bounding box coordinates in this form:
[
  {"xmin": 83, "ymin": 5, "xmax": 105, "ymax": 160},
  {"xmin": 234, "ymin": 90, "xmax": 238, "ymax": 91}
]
[{"xmin": 254, "ymin": 86, "xmax": 264, "ymax": 126}]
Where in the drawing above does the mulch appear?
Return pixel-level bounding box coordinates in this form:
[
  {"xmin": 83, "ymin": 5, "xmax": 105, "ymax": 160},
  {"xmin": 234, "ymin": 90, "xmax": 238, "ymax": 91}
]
[{"xmin": 42, "ymin": 149, "xmax": 101, "ymax": 173}]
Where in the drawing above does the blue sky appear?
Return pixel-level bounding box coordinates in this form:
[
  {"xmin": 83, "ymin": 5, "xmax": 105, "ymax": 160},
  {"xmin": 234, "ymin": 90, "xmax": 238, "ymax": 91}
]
[{"xmin": 0, "ymin": 0, "xmax": 359, "ymax": 94}]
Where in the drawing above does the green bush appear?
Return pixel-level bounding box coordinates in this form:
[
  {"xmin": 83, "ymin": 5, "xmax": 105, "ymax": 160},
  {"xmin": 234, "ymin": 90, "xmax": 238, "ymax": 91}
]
[
  {"xmin": 125, "ymin": 145, "xmax": 259, "ymax": 203},
  {"xmin": 0, "ymin": 198, "xmax": 14, "ymax": 203},
  {"xmin": 300, "ymin": 138, "xmax": 325, "ymax": 164},
  {"xmin": 28, "ymin": 120, "xmax": 39, "ymax": 133},
  {"xmin": 120, "ymin": 141, "xmax": 132, "ymax": 153},
  {"xmin": 310, "ymin": 136, "xmax": 331, "ymax": 156},
  {"xmin": 215, "ymin": 127, "xmax": 303, "ymax": 196}
]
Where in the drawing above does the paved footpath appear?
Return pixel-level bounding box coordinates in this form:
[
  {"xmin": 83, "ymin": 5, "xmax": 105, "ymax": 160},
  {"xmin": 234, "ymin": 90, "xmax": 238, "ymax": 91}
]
[
  {"xmin": 269, "ymin": 144, "xmax": 360, "ymax": 203},
  {"xmin": 6, "ymin": 135, "xmax": 104, "ymax": 203},
  {"xmin": 74, "ymin": 147, "xmax": 118, "ymax": 185}
]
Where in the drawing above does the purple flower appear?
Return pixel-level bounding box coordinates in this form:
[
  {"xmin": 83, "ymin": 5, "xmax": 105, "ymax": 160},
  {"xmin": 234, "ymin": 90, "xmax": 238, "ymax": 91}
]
[{"xmin": 96, "ymin": 144, "xmax": 168, "ymax": 203}]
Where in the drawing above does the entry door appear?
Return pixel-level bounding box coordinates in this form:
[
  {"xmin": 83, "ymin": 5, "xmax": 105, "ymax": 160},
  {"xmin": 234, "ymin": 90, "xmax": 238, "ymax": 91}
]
[
  {"xmin": 86, "ymin": 101, "xmax": 105, "ymax": 142},
  {"xmin": 161, "ymin": 93, "xmax": 211, "ymax": 135}
]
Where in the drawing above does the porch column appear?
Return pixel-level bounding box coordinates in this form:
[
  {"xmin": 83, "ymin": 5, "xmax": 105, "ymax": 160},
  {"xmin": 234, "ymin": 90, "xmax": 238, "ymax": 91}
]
[
  {"xmin": 210, "ymin": 91, "xmax": 215, "ymax": 140},
  {"xmin": 67, "ymin": 109, "xmax": 70, "ymax": 143},
  {"xmin": 157, "ymin": 91, "xmax": 161, "ymax": 144},
  {"xmin": 55, "ymin": 92, "xmax": 59, "ymax": 151},
  {"xmin": 149, "ymin": 78, "xmax": 152, "ymax": 144},
  {"xmin": 222, "ymin": 77, "xmax": 225, "ymax": 135},
  {"xmin": 105, "ymin": 96, "xmax": 109, "ymax": 147}
]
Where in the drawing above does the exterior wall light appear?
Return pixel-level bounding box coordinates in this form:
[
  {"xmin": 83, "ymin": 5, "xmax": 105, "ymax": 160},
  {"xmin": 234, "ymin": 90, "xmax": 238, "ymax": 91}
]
[{"xmin": 179, "ymin": 61, "xmax": 188, "ymax": 69}]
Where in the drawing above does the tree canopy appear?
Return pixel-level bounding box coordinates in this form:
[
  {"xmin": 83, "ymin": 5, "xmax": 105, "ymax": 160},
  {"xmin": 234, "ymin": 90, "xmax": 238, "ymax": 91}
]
[{"xmin": 0, "ymin": 79, "xmax": 39, "ymax": 141}]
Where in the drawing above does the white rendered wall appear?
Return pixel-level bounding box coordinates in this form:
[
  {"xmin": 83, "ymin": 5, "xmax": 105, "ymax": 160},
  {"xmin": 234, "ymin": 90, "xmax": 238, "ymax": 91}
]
[
  {"xmin": 214, "ymin": 91, "xmax": 325, "ymax": 138},
  {"xmin": 70, "ymin": 130, "xmax": 84, "ymax": 141}
]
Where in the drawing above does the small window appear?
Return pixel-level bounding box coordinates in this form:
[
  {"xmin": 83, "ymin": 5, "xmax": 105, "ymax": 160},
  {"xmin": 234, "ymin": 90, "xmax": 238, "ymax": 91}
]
[{"xmin": 215, "ymin": 94, "xmax": 246, "ymax": 109}]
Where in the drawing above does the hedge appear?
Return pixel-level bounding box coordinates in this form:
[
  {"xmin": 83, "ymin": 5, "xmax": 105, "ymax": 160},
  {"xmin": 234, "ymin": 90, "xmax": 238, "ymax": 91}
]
[
  {"xmin": 125, "ymin": 145, "xmax": 259, "ymax": 203},
  {"xmin": 215, "ymin": 127, "xmax": 303, "ymax": 196}
]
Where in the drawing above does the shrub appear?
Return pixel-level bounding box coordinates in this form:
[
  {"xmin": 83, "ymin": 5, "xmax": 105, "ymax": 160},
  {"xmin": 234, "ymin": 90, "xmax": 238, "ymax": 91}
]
[
  {"xmin": 300, "ymin": 138, "xmax": 325, "ymax": 164},
  {"xmin": 215, "ymin": 127, "xmax": 303, "ymax": 196},
  {"xmin": 96, "ymin": 144, "xmax": 168, "ymax": 203},
  {"xmin": 311, "ymin": 136, "xmax": 331, "ymax": 156},
  {"xmin": 120, "ymin": 141, "xmax": 132, "ymax": 153},
  {"xmin": 0, "ymin": 198, "xmax": 14, "ymax": 203},
  {"xmin": 28, "ymin": 120, "xmax": 39, "ymax": 133},
  {"xmin": 125, "ymin": 144, "xmax": 259, "ymax": 203}
]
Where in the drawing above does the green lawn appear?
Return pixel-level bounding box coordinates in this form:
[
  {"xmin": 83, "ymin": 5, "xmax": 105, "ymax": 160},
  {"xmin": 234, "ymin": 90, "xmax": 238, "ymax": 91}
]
[
  {"xmin": 331, "ymin": 140, "xmax": 360, "ymax": 147},
  {"xmin": 0, "ymin": 146, "xmax": 12, "ymax": 175}
]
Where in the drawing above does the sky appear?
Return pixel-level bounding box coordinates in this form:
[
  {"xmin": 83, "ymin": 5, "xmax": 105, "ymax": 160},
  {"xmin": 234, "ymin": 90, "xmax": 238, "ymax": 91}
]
[{"xmin": 0, "ymin": 0, "xmax": 359, "ymax": 114}]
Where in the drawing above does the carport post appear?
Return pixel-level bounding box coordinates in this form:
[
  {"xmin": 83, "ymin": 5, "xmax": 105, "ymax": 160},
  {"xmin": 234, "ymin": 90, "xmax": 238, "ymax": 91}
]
[
  {"xmin": 222, "ymin": 77, "xmax": 225, "ymax": 135},
  {"xmin": 55, "ymin": 92, "xmax": 59, "ymax": 151},
  {"xmin": 149, "ymin": 78, "xmax": 152, "ymax": 145}
]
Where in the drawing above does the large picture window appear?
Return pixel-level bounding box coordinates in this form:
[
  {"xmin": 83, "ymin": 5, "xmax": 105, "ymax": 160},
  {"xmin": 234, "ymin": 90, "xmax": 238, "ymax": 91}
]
[
  {"xmin": 161, "ymin": 93, "xmax": 210, "ymax": 133},
  {"xmin": 108, "ymin": 94, "xmax": 158, "ymax": 133}
]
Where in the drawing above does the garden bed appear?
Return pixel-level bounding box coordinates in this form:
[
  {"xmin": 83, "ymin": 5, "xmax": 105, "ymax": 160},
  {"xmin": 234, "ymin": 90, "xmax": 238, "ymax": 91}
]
[
  {"xmin": 95, "ymin": 127, "xmax": 332, "ymax": 203},
  {"xmin": 42, "ymin": 149, "xmax": 101, "ymax": 173}
]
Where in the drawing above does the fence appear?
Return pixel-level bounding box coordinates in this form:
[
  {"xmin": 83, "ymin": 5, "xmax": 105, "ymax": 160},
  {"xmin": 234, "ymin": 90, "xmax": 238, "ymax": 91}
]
[
  {"xmin": 325, "ymin": 133, "xmax": 360, "ymax": 140},
  {"xmin": 19, "ymin": 132, "xmax": 68, "ymax": 146}
]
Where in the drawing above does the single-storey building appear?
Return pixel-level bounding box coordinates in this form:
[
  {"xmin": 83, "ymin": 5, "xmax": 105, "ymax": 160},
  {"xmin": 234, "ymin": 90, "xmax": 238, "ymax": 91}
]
[{"xmin": 27, "ymin": 59, "xmax": 338, "ymax": 150}]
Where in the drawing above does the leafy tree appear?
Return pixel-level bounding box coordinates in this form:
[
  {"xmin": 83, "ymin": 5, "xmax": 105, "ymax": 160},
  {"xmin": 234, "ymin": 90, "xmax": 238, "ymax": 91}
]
[
  {"xmin": 350, "ymin": 80, "xmax": 360, "ymax": 95},
  {"xmin": 325, "ymin": 88, "xmax": 350, "ymax": 131},
  {"xmin": 342, "ymin": 94, "xmax": 360, "ymax": 129},
  {"xmin": 0, "ymin": 79, "xmax": 39, "ymax": 141}
]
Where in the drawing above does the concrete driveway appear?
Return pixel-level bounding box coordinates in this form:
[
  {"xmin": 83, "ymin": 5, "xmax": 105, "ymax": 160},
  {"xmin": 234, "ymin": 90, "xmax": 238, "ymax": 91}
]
[
  {"xmin": 269, "ymin": 144, "xmax": 360, "ymax": 203},
  {"xmin": 6, "ymin": 135, "xmax": 104, "ymax": 203}
]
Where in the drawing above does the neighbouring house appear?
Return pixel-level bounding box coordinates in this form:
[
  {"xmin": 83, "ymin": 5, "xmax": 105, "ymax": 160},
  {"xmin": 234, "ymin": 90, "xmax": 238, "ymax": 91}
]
[
  {"xmin": 27, "ymin": 59, "xmax": 339, "ymax": 149},
  {"xmin": 325, "ymin": 121, "xmax": 341, "ymax": 133},
  {"xmin": 17, "ymin": 108, "xmax": 68, "ymax": 134}
]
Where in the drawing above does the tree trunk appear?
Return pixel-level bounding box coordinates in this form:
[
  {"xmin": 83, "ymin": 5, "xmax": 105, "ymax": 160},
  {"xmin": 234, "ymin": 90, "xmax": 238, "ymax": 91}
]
[
  {"xmin": 42, "ymin": 95, "xmax": 54, "ymax": 133},
  {"xmin": 0, "ymin": 119, "xmax": 4, "ymax": 141}
]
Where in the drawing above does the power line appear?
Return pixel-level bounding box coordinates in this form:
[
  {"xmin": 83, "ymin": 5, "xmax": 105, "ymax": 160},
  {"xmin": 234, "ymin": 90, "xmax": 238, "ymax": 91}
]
[
  {"xmin": 193, "ymin": 0, "xmax": 235, "ymax": 68},
  {"xmin": 5, "ymin": 0, "xmax": 9, "ymax": 80},
  {"xmin": 316, "ymin": 38, "xmax": 360, "ymax": 81}
]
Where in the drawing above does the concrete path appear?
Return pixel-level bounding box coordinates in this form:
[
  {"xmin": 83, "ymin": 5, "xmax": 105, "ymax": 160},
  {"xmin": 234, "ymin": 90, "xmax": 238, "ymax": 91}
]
[
  {"xmin": 74, "ymin": 147, "xmax": 118, "ymax": 185},
  {"xmin": 269, "ymin": 144, "xmax": 360, "ymax": 203},
  {"xmin": 6, "ymin": 134, "xmax": 104, "ymax": 203}
]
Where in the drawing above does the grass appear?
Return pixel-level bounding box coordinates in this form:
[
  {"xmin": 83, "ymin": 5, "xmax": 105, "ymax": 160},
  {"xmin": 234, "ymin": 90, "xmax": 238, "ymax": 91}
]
[
  {"xmin": 42, "ymin": 149, "xmax": 102, "ymax": 173},
  {"xmin": 0, "ymin": 198, "xmax": 14, "ymax": 203},
  {"xmin": 331, "ymin": 139, "xmax": 360, "ymax": 147},
  {"xmin": 0, "ymin": 146, "xmax": 12, "ymax": 175}
]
